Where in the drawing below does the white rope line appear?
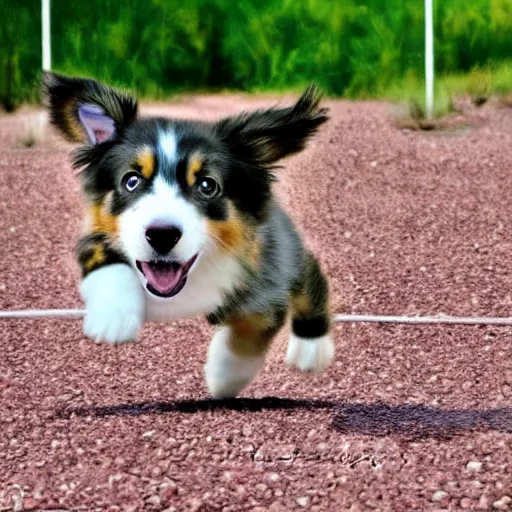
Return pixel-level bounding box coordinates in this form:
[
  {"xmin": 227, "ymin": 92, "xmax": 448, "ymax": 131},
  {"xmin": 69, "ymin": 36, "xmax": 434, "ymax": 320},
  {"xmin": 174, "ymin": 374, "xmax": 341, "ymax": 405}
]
[
  {"xmin": 2, "ymin": 308, "xmax": 512, "ymax": 326},
  {"xmin": 0, "ymin": 309, "xmax": 85, "ymax": 319},
  {"xmin": 334, "ymin": 313, "xmax": 512, "ymax": 326}
]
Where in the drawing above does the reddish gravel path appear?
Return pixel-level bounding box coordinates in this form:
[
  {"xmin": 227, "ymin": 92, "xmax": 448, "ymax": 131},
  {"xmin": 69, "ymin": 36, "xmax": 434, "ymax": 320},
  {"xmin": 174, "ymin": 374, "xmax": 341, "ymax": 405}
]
[{"xmin": 1, "ymin": 96, "xmax": 512, "ymax": 511}]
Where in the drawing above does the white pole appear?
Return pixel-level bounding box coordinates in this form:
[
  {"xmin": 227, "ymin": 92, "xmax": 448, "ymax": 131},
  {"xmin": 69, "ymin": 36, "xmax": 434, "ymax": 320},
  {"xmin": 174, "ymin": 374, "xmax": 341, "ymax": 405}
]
[
  {"xmin": 42, "ymin": 0, "xmax": 51, "ymax": 71},
  {"xmin": 425, "ymin": 0, "xmax": 434, "ymax": 119}
]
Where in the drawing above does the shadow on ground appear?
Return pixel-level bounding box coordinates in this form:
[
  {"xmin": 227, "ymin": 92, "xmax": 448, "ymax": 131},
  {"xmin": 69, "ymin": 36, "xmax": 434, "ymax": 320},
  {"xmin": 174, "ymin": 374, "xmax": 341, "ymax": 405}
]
[{"xmin": 63, "ymin": 398, "xmax": 512, "ymax": 441}]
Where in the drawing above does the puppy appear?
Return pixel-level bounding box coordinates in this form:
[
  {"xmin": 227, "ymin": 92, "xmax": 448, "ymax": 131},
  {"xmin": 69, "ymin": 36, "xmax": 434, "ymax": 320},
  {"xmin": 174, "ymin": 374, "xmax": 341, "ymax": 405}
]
[{"xmin": 42, "ymin": 72, "xmax": 334, "ymax": 398}]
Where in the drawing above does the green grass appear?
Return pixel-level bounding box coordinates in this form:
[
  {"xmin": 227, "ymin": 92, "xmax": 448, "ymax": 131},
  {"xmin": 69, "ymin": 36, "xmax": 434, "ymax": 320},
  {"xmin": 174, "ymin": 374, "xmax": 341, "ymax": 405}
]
[
  {"xmin": 2, "ymin": 0, "xmax": 512, "ymax": 112},
  {"xmin": 441, "ymin": 61, "xmax": 512, "ymax": 99},
  {"xmin": 380, "ymin": 61, "xmax": 512, "ymax": 123}
]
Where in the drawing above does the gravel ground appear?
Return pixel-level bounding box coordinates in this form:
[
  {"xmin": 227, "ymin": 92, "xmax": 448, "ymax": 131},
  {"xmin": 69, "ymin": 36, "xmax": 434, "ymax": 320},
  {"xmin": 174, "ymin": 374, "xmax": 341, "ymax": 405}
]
[{"xmin": 1, "ymin": 95, "xmax": 512, "ymax": 511}]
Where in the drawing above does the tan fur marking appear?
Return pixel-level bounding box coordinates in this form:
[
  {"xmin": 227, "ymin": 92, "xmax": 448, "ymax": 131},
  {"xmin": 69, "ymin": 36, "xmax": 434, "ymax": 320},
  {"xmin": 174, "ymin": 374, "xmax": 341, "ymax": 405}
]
[
  {"xmin": 85, "ymin": 244, "xmax": 105, "ymax": 271},
  {"xmin": 228, "ymin": 314, "xmax": 274, "ymax": 357},
  {"xmin": 207, "ymin": 204, "xmax": 247, "ymax": 254},
  {"xmin": 63, "ymin": 101, "xmax": 86, "ymax": 142},
  {"xmin": 186, "ymin": 156, "xmax": 203, "ymax": 186},
  {"xmin": 88, "ymin": 203, "xmax": 119, "ymax": 237},
  {"xmin": 290, "ymin": 292, "xmax": 311, "ymax": 317},
  {"xmin": 136, "ymin": 147, "xmax": 156, "ymax": 179},
  {"xmin": 208, "ymin": 204, "xmax": 262, "ymax": 268}
]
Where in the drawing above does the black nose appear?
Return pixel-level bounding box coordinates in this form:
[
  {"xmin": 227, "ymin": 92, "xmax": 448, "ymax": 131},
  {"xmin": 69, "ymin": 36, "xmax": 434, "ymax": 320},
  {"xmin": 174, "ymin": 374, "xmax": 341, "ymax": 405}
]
[{"xmin": 145, "ymin": 226, "xmax": 182, "ymax": 255}]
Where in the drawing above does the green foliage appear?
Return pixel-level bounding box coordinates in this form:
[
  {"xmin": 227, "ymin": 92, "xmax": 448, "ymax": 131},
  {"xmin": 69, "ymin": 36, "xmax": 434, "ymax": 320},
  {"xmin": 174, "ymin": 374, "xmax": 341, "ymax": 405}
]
[
  {"xmin": 1, "ymin": 0, "xmax": 512, "ymax": 109},
  {"xmin": 0, "ymin": 0, "xmax": 41, "ymax": 110}
]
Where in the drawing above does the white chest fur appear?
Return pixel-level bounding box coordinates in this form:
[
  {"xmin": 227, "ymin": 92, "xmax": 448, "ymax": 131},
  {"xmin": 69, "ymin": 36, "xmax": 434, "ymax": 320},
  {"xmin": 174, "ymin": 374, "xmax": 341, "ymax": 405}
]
[{"xmin": 143, "ymin": 252, "xmax": 244, "ymax": 322}]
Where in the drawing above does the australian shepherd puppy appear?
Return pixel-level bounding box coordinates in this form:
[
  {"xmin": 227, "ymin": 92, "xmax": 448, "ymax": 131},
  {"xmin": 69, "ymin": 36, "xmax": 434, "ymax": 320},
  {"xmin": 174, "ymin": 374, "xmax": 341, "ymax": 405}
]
[{"xmin": 42, "ymin": 72, "xmax": 335, "ymax": 398}]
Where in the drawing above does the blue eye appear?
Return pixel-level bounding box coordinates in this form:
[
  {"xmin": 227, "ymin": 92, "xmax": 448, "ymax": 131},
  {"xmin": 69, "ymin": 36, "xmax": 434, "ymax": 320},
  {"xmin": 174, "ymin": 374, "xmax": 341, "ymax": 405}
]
[{"xmin": 124, "ymin": 173, "xmax": 141, "ymax": 192}]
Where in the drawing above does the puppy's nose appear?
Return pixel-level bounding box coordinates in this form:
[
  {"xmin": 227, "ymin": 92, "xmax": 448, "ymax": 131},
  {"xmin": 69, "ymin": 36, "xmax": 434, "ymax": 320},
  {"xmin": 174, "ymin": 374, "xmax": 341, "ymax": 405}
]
[{"xmin": 145, "ymin": 225, "xmax": 182, "ymax": 255}]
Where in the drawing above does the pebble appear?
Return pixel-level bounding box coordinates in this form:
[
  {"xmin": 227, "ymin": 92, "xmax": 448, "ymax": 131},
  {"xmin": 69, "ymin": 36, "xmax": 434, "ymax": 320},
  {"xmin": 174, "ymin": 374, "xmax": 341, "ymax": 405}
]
[
  {"xmin": 432, "ymin": 490, "xmax": 449, "ymax": 502},
  {"xmin": 242, "ymin": 424, "xmax": 253, "ymax": 436},
  {"xmin": 466, "ymin": 460, "xmax": 482, "ymax": 472},
  {"xmin": 151, "ymin": 466, "xmax": 162, "ymax": 477},
  {"xmin": 146, "ymin": 494, "xmax": 161, "ymax": 506},
  {"xmin": 108, "ymin": 473, "xmax": 122, "ymax": 486},
  {"xmin": 492, "ymin": 496, "xmax": 512, "ymax": 510},
  {"xmin": 296, "ymin": 497, "xmax": 310, "ymax": 507}
]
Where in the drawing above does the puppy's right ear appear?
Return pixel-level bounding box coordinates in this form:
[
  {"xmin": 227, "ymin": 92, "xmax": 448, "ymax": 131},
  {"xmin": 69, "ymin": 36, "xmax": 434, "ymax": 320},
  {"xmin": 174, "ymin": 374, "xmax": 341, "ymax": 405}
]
[{"xmin": 41, "ymin": 72, "xmax": 138, "ymax": 145}]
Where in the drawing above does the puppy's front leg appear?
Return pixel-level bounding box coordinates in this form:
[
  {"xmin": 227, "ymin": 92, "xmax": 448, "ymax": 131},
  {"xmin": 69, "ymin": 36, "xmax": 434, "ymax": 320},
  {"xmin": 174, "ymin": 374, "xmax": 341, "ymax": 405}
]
[{"xmin": 77, "ymin": 233, "xmax": 145, "ymax": 344}]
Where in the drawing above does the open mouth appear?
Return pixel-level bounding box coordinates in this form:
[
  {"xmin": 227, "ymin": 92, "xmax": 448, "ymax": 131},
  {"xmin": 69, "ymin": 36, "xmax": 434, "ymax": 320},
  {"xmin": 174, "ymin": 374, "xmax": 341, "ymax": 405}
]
[{"xmin": 136, "ymin": 255, "xmax": 198, "ymax": 298}]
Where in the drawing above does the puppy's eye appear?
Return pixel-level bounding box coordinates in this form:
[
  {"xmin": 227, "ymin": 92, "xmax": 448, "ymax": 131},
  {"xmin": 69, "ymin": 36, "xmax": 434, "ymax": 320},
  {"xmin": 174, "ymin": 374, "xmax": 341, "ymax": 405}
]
[
  {"xmin": 123, "ymin": 172, "xmax": 141, "ymax": 192},
  {"xmin": 197, "ymin": 177, "xmax": 219, "ymax": 198}
]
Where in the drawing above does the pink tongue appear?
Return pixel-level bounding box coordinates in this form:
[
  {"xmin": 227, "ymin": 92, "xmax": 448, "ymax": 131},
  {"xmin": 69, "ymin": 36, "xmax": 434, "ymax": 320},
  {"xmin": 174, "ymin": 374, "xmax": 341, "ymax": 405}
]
[{"xmin": 141, "ymin": 262, "xmax": 184, "ymax": 294}]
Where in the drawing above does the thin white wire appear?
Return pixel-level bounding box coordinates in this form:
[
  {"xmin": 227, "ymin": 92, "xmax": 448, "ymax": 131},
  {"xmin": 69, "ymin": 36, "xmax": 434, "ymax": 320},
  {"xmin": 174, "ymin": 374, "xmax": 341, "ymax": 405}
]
[
  {"xmin": 0, "ymin": 309, "xmax": 85, "ymax": 319},
  {"xmin": 333, "ymin": 313, "xmax": 512, "ymax": 326},
  {"xmin": 2, "ymin": 308, "xmax": 512, "ymax": 326}
]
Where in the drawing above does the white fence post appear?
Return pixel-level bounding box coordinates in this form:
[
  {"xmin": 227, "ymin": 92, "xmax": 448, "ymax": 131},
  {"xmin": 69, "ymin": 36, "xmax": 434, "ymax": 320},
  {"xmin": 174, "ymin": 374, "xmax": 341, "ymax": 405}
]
[
  {"xmin": 425, "ymin": 0, "xmax": 434, "ymax": 119},
  {"xmin": 42, "ymin": 0, "xmax": 51, "ymax": 71}
]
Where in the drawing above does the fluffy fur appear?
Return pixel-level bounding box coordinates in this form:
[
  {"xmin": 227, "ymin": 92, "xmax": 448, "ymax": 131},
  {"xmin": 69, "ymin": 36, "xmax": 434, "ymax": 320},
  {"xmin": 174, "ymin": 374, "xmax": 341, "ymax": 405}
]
[
  {"xmin": 80, "ymin": 263, "xmax": 145, "ymax": 343},
  {"xmin": 204, "ymin": 326, "xmax": 267, "ymax": 398},
  {"xmin": 42, "ymin": 71, "xmax": 335, "ymax": 398}
]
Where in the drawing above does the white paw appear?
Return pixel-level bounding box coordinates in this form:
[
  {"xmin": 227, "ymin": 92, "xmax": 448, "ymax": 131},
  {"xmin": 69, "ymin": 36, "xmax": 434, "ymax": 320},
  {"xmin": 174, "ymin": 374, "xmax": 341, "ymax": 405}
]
[
  {"xmin": 80, "ymin": 264, "xmax": 145, "ymax": 344},
  {"xmin": 285, "ymin": 332, "xmax": 335, "ymax": 372},
  {"xmin": 204, "ymin": 327, "xmax": 265, "ymax": 399}
]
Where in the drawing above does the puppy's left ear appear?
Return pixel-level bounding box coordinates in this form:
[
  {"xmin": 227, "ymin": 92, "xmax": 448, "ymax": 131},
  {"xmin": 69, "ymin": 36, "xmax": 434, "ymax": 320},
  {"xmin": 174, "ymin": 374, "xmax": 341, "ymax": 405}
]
[
  {"xmin": 41, "ymin": 71, "xmax": 138, "ymax": 145},
  {"xmin": 215, "ymin": 84, "xmax": 329, "ymax": 166}
]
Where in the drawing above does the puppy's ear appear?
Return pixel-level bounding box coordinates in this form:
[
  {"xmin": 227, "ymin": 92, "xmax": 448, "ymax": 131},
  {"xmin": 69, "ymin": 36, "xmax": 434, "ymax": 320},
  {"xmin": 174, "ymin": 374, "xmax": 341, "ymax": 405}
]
[
  {"xmin": 41, "ymin": 72, "xmax": 138, "ymax": 145},
  {"xmin": 215, "ymin": 84, "xmax": 328, "ymax": 166}
]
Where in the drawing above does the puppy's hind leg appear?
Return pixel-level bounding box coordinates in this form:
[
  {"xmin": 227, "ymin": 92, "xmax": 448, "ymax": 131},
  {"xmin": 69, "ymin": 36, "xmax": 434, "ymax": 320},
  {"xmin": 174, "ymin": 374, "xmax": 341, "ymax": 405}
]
[
  {"xmin": 204, "ymin": 310, "xmax": 286, "ymax": 399},
  {"xmin": 286, "ymin": 251, "xmax": 334, "ymax": 372}
]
